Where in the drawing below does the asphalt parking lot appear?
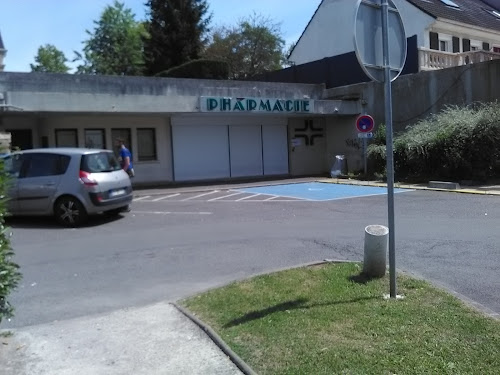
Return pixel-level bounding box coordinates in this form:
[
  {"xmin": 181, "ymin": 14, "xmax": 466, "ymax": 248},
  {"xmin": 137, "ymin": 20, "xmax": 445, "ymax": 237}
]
[{"xmin": 3, "ymin": 181, "xmax": 499, "ymax": 329}]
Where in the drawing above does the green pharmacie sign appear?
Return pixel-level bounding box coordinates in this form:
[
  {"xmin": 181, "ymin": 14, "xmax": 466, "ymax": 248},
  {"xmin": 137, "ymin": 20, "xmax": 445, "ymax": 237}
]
[{"xmin": 200, "ymin": 96, "xmax": 313, "ymax": 113}]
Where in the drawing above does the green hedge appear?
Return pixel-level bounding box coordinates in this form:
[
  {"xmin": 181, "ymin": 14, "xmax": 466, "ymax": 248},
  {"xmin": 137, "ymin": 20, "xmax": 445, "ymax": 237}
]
[
  {"xmin": 367, "ymin": 102, "xmax": 500, "ymax": 181},
  {"xmin": 0, "ymin": 159, "xmax": 21, "ymax": 324},
  {"xmin": 156, "ymin": 59, "xmax": 230, "ymax": 80}
]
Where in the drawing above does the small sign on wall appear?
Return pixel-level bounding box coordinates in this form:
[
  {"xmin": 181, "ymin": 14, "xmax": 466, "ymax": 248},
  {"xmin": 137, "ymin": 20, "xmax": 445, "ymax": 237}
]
[{"xmin": 291, "ymin": 138, "xmax": 302, "ymax": 147}]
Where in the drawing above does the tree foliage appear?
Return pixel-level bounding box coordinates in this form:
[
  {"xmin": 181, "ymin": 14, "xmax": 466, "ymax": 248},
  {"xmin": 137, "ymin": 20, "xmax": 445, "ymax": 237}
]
[
  {"xmin": 30, "ymin": 44, "xmax": 70, "ymax": 73},
  {"xmin": 143, "ymin": 0, "xmax": 212, "ymax": 76},
  {"xmin": 0, "ymin": 159, "xmax": 21, "ymax": 324},
  {"xmin": 203, "ymin": 13, "xmax": 285, "ymax": 79},
  {"xmin": 76, "ymin": 1, "xmax": 146, "ymax": 75}
]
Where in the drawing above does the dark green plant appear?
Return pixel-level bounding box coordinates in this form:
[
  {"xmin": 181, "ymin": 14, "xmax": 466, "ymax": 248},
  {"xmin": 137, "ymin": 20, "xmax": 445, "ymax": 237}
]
[
  {"xmin": 0, "ymin": 159, "xmax": 21, "ymax": 324},
  {"xmin": 144, "ymin": 0, "xmax": 212, "ymax": 76}
]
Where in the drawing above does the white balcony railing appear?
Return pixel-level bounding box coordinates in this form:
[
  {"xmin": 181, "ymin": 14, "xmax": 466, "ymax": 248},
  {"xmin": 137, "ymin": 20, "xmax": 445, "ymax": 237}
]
[{"xmin": 419, "ymin": 47, "xmax": 500, "ymax": 71}]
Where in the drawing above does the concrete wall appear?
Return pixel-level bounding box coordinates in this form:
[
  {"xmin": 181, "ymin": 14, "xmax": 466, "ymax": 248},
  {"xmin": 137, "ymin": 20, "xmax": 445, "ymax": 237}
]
[
  {"xmin": 288, "ymin": 117, "xmax": 327, "ymax": 176},
  {"xmin": 325, "ymin": 116, "xmax": 363, "ymax": 173},
  {"xmin": 325, "ymin": 59, "xmax": 500, "ymax": 132},
  {"xmin": 0, "ymin": 72, "xmax": 328, "ymax": 114},
  {"xmin": 0, "ymin": 114, "xmax": 173, "ymax": 184}
]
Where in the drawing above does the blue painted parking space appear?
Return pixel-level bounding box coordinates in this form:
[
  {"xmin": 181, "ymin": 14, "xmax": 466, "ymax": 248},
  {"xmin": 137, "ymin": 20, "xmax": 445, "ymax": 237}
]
[{"xmin": 237, "ymin": 182, "xmax": 410, "ymax": 201}]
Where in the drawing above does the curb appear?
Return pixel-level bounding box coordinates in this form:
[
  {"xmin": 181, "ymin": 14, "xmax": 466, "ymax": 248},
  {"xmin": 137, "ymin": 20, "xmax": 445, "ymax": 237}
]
[
  {"xmin": 318, "ymin": 179, "xmax": 500, "ymax": 196},
  {"xmin": 174, "ymin": 259, "xmax": 499, "ymax": 374},
  {"xmin": 171, "ymin": 302, "xmax": 259, "ymax": 375}
]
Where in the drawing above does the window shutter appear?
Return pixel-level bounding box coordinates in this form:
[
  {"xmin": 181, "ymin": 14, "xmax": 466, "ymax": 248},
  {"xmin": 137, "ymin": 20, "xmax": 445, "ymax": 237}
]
[
  {"xmin": 463, "ymin": 39, "xmax": 471, "ymax": 52},
  {"xmin": 452, "ymin": 37, "xmax": 460, "ymax": 53},
  {"xmin": 483, "ymin": 42, "xmax": 490, "ymax": 51},
  {"xmin": 430, "ymin": 32, "xmax": 439, "ymax": 50}
]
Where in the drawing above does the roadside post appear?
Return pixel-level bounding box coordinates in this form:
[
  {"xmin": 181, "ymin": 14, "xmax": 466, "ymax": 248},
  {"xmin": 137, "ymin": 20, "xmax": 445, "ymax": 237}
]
[
  {"xmin": 354, "ymin": 0, "xmax": 407, "ymax": 298},
  {"xmin": 356, "ymin": 114, "xmax": 375, "ymax": 175}
]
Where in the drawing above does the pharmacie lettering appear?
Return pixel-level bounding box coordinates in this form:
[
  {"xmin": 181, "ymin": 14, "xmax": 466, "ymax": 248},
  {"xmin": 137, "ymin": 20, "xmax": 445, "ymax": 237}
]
[{"xmin": 204, "ymin": 97, "xmax": 311, "ymax": 113}]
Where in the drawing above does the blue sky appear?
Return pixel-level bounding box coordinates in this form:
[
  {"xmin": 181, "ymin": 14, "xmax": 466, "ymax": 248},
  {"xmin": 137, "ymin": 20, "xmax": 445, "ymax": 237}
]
[{"xmin": 0, "ymin": 0, "xmax": 321, "ymax": 73}]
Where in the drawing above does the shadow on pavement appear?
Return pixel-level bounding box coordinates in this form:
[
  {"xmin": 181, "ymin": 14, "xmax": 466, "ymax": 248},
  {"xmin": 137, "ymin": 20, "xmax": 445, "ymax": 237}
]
[{"xmin": 5, "ymin": 212, "xmax": 126, "ymax": 229}]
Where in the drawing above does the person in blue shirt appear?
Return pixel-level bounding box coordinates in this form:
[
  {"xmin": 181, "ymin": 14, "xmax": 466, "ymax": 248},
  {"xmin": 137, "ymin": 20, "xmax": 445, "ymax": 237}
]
[{"xmin": 116, "ymin": 138, "xmax": 134, "ymax": 178}]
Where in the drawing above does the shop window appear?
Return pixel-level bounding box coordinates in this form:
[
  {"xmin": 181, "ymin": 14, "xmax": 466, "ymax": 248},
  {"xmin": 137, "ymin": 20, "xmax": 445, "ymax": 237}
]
[
  {"xmin": 85, "ymin": 129, "xmax": 106, "ymax": 149},
  {"xmin": 55, "ymin": 129, "xmax": 78, "ymax": 147},
  {"xmin": 111, "ymin": 128, "xmax": 132, "ymax": 157},
  {"xmin": 137, "ymin": 128, "xmax": 157, "ymax": 161}
]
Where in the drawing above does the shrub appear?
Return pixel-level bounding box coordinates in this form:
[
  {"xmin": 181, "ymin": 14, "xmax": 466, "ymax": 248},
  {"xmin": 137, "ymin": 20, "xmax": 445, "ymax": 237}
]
[
  {"xmin": 156, "ymin": 59, "xmax": 230, "ymax": 80},
  {"xmin": 367, "ymin": 102, "xmax": 500, "ymax": 182},
  {"xmin": 0, "ymin": 159, "xmax": 21, "ymax": 324}
]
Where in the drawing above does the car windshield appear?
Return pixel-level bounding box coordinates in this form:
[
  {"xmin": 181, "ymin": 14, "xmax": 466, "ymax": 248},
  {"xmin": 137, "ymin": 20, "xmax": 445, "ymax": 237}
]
[{"xmin": 81, "ymin": 152, "xmax": 121, "ymax": 173}]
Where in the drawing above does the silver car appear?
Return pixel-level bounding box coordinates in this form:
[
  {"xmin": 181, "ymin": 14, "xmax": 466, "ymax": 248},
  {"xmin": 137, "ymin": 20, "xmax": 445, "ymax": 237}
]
[{"xmin": 1, "ymin": 148, "xmax": 133, "ymax": 227}]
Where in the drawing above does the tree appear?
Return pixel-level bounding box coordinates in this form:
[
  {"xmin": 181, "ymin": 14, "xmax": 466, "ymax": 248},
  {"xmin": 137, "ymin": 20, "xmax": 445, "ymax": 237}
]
[
  {"xmin": 144, "ymin": 0, "xmax": 212, "ymax": 76},
  {"xmin": 203, "ymin": 13, "xmax": 285, "ymax": 80},
  {"xmin": 30, "ymin": 44, "xmax": 70, "ymax": 73},
  {"xmin": 76, "ymin": 1, "xmax": 146, "ymax": 75},
  {"xmin": 0, "ymin": 158, "xmax": 22, "ymax": 325}
]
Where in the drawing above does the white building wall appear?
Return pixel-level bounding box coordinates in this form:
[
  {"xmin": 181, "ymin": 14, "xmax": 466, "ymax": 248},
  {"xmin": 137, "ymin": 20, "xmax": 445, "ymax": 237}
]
[
  {"xmin": 393, "ymin": 0, "xmax": 435, "ymax": 47},
  {"xmin": 290, "ymin": 0, "xmax": 435, "ymax": 65}
]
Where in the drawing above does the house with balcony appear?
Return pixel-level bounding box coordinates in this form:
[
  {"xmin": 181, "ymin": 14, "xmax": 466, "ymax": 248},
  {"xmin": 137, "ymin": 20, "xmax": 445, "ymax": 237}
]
[{"xmin": 256, "ymin": 0, "xmax": 500, "ymax": 88}]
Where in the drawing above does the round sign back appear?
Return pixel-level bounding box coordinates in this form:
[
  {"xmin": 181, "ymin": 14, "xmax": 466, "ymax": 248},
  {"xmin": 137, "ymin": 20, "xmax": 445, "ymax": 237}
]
[{"xmin": 354, "ymin": 0, "xmax": 407, "ymax": 83}]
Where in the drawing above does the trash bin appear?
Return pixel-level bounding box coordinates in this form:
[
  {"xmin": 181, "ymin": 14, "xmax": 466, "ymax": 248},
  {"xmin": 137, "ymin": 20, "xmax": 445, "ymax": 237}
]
[
  {"xmin": 363, "ymin": 225, "xmax": 388, "ymax": 277},
  {"xmin": 330, "ymin": 155, "xmax": 348, "ymax": 177}
]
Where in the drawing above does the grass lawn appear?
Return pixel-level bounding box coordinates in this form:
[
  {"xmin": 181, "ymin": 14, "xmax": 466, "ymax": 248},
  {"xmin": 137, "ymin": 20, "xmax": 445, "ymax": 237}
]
[{"xmin": 180, "ymin": 262, "xmax": 500, "ymax": 375}]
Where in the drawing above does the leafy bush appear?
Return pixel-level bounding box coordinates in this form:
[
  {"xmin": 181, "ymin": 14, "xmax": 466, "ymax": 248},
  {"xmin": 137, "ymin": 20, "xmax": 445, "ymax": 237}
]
[
  {"xmin": 367, "ymin": 102, "xmax": 500, "ymax": 181},
  {"xmin": 0, "ymin": 159, "xmax": 21, "ymax": 324},
  {"xmin": 156, "ymin": 59, "xmax": 230, "ymax": 79}
]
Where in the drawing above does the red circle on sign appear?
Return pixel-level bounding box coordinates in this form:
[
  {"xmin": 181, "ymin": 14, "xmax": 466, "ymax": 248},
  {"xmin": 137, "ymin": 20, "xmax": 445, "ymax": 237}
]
[{"xmin": 356, "ymin": 115, "xmax": 375, "ymax": 133}]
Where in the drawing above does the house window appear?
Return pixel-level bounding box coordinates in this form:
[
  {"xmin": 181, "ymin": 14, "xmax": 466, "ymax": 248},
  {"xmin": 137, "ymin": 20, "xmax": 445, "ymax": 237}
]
[
  {"xmin": 494, "ymin": 46, "xmax": 500, "ymax": 53},
  {"xmin": 437, "ymin": 33, "xmax": 452, "ymax": 52},
  {"xmin": 84, "ymin": 129, "xmax": 106, "ymax": 149},
  {"xmin": 137, "ymin": 128, "xmax": 157, "ymax": 161},
  {"xmin": 55, "ymin": 129, "xmax": 78, "ymax": 147},
  {"xmin": 470, "ymin": 40, "xmax": 482, "ymax": 51}
]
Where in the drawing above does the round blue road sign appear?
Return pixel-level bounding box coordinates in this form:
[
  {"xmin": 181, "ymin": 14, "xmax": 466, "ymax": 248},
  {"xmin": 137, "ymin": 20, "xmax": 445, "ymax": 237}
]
[{"xmin": 356, "ymin": 114, "xmax": 375, "ymax": 133}]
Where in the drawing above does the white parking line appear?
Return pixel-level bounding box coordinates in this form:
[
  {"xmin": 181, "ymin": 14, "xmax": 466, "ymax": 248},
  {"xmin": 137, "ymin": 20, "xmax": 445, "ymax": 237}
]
[
  {"xmin": 235, "ymin": 193, "xmax": 261, "ymax": 201},
  {"xmin": 132, "ymin": 211, "xmax": 212, "ymax": 215},
  {"xmin": 181, "ymin": 190, "xmax": 220, "ymax": 201},
  {"xmin": 207, "ymin": 192, "xmax": 244, "ymax": 201},
  {"xmin": 133, "ymin": 196, "xmax": 151, "ymax": 201},
  {"xmin": 151, "ymin": 193, "xmax": 180, "ymax": 202},
  {"xmin": 264, "ymin": 195, "xmax": 279, "ymax": 201}
]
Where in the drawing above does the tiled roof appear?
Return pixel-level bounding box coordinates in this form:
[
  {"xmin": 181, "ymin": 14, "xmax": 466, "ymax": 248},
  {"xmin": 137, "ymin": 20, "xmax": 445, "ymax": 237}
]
[
  {"xmin": 406, "ymin": 0, "xmax": 500, "ymax": 32},
  {"xmin": 0, "ymin": 31, "xmax": 5, "ymax": 50}
]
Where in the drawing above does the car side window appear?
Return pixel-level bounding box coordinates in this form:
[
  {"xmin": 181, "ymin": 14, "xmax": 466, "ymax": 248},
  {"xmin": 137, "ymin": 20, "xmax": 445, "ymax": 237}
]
[
  {"xmin": 2, "ymin": 154, "xmax": 23, "ymax": 178},
  {"xmin": 21, "ymin": 154, "xmax": 71, "ymax": 178}
]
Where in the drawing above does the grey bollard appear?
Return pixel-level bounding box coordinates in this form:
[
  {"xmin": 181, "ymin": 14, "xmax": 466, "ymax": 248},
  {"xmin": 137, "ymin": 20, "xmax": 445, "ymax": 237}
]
[{"xmin": 363, "ymin": 225, "xmax": 389, "ymax": 277}]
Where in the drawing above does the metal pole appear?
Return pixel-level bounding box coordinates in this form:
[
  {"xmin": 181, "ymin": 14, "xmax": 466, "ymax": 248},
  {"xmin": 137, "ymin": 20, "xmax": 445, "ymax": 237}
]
[
  {"xmin": 363, "ymin": 138, "xmax": 367, "ymax": 175},
  {"xmin": 381, "ymin": 0, "xmax": 396, "ymax": 298}
]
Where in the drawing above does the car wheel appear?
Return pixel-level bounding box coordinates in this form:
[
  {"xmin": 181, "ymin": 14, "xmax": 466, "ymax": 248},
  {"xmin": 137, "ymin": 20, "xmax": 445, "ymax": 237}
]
[{"xmin": 54, "ymin": 196, "xmax": 88, "ymax": 227}]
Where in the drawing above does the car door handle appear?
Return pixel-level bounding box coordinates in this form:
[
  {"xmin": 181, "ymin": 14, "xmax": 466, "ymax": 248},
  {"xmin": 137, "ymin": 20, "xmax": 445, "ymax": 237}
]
[{"xmin": 44, "ymin": 183, "xmax": 56, "ymax": 187}]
